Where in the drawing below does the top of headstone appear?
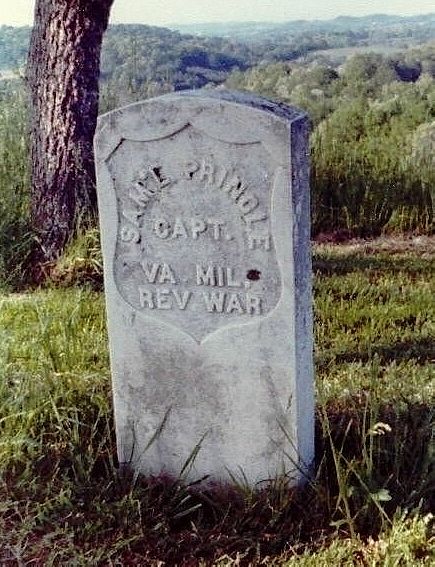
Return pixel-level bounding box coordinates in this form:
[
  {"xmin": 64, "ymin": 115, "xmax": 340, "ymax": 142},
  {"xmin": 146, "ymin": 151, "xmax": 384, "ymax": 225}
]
[
  {"xmin": 97, "ymin": 88, "xmax": 308, "ymax": 125},
  {"xmin": 96, "ymin": 89, "xmax": 309, "ymax": 165}
]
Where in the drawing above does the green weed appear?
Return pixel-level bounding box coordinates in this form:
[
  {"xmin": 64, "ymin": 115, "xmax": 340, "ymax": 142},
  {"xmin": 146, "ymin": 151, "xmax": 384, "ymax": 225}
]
[
  {"xmin": 0, "ymin": 85, "xmax": 34, "ymax": 290},
  {"xmin": 48, "ymin": 227, "xmax": 103, "ymax": 290}
]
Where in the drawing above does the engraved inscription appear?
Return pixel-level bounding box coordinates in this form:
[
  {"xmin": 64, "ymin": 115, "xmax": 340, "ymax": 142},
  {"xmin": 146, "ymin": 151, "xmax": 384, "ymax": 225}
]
[
  {"xmin": 203, "ymin": 292, "xmax": 262, "ymax": 315},
  {"xmin": 184, "ymin": 160, "xmax": 266, "ymax": 222},
  {"xmin": 141, "ymin": 262, "xmax": 176, "ymax": 284},
  {"xmin": 248, "ymin": 234, "xmax": 271, "ymax": 251},
  {"xmin": 136, "ymin": 263, "xmax": 262, "ymax": 317},
  {"xmin": 120, "ymin": 165, "xmax": 172, "ymax": 243},
  {"xmin": 152, "ymin": 218, "xmax": 232, "ymax": 241},
  {"xmin": 139, "ymin": 287, "xmax": 192, "ymax": 311},
  {"xmin": 120, "ymin": 158, "xmax": 271, "ymax": 250},
  {"xmin": 108, "ymin": 124, "xmax": 282, "ymax": 341},
  {"xmin": 196, "ymin": 265, "xmax": 240, "ymax": 288}
]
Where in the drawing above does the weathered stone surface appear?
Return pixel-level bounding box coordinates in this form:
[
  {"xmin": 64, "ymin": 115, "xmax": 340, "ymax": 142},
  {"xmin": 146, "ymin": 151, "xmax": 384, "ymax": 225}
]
[{"xmin": 95, "ymin": 90, "xmax": 314, "ymax": 486}]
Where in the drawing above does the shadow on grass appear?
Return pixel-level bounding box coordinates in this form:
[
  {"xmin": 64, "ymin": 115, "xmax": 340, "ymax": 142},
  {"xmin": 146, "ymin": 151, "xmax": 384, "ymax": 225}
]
[
  {"xmin": 1, "ymin": 398, "xmax": 433, "ymax": 564},
  {"xmin": 120, "ymin": 400, "xmax": 434, "ymax": 563},
  {"xmin": 319, "ymin": 337, "xmax": 435, "ymax": 366},
  {"xmin": 313, "ymin": 253, "xmax": 434, "ymax": 278}
]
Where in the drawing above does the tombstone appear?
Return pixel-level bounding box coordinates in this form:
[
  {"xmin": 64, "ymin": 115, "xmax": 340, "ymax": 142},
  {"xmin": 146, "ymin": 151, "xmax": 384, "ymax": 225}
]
[{"xmin": 94, "ymin": 90, "xmax": 314, "ymax": 486}]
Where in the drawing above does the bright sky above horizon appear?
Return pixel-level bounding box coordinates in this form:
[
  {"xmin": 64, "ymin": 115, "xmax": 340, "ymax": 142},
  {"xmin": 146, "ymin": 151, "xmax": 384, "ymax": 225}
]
[{"xmin": 0, "ymin": 0, "xmax": 434, "ymax": 27}]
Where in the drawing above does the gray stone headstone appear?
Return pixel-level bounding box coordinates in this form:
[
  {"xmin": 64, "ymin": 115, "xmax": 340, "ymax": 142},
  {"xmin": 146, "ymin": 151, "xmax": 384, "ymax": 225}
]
[{"xmin": 95, "ymin": 90, "xmax": 314, "ymax": 486}]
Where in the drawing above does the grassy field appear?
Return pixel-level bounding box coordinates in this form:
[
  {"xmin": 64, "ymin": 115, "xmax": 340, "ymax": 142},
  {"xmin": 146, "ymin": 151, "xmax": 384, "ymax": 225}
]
[{"xmin": 0, "ymin": 238, "xmax": 433, "ymax": 564}]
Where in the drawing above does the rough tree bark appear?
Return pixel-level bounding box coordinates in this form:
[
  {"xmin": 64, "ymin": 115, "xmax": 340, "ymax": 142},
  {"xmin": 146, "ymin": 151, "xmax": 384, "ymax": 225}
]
[{"xmin": 27, "ymin": 0, "xmax": 114, "ymax": 261}]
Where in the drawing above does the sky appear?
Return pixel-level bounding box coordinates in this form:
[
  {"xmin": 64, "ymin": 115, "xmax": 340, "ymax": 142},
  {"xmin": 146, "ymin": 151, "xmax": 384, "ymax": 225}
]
[{"xmin": 0, "ymin": 0, "xmax": 434, "ymax": 27}]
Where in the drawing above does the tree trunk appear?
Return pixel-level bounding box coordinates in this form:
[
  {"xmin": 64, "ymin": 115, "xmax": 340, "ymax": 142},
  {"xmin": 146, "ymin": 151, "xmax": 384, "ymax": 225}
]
[{"xmin": 27, "ymin": 0, "xmax": 114, "ymax": 261}]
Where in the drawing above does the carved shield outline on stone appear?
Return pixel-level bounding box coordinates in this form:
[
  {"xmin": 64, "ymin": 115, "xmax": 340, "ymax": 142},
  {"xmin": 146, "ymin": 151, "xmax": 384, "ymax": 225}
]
[{"xmin": 96, "ymin": 93, "xmax": 305, "ymax": 345}]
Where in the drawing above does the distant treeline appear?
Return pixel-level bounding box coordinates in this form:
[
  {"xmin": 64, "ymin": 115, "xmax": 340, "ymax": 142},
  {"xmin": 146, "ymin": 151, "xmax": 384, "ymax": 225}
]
[
  {"xmin": 174, "ymin": 13, "xmax": 435, "ymax": 42},
  {"xmin": 2, "ymin": 13, "xmax": 435, "ymax": 91}
]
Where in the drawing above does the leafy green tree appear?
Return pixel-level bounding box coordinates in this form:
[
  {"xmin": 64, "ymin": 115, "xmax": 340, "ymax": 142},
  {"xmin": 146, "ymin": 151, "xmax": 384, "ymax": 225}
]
[
  {"xmin": 341, "ymin": 53, "xmax": 397, "ymax": 98},
  {"xmin": 410, "ymin": 121, "xmax": 435, "ymax": 212}
]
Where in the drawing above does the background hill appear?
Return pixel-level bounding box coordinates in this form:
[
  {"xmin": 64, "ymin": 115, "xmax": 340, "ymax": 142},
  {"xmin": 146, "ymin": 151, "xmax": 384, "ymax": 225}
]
[
  {"xmin": 0, "ymin": 13, "xmax": 434, "ymax": 245},
  {"xmin": 0, "ymin": 25, "xmax": 30, "ymax": 71},
  {"xmin": 2, "ymin": 13, "xmax": 435, "ymax": 77},
  {"xmin": 172, "ymin": 13, "xmax": 435, "ymax": 43}
]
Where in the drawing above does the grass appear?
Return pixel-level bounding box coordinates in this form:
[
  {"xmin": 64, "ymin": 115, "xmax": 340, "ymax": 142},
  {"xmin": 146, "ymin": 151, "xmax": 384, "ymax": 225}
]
[
  {"xmin": 0, "ymin": 85, "xmax": 34, "ymax": 290},
  {"xmin": 0, "ymin": 239, "xmax": 433, "ymax": 564},
  {"xmin": 313, "ymin": 240, "xmax": 434, "ymax": 403}
]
